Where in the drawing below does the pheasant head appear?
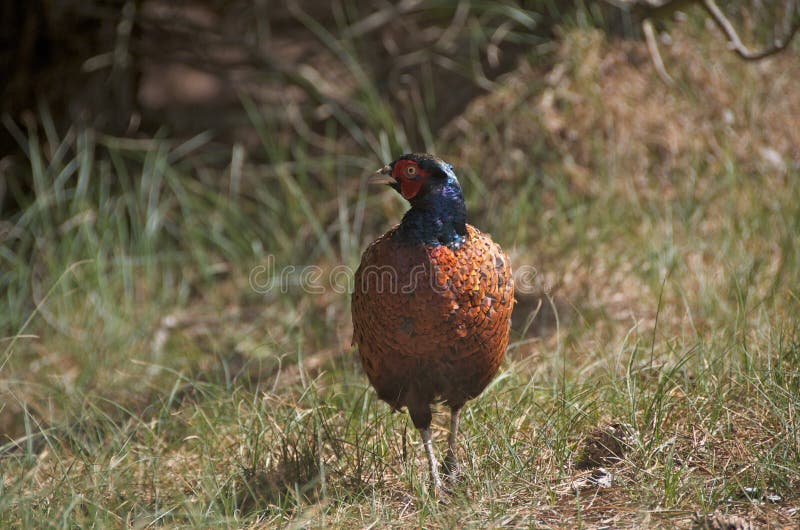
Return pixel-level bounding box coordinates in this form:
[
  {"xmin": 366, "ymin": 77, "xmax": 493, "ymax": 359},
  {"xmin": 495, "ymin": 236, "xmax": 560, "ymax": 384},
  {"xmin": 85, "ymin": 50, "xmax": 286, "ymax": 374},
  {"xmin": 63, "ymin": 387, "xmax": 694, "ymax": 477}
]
[{"xmin": 369, "ymin": 153, "xmax": 467, "ymax": 249}]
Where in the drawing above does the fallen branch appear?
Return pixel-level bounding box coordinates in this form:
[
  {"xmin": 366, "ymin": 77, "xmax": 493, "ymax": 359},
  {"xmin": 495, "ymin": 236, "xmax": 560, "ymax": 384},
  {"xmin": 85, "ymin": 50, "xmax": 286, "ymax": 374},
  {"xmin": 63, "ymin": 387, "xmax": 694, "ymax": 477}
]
[
  {"xmin": 625, "ymin": 0, "xmax": 800, "ymax": 83},
  {"xmin": 701, "ymin": 0, "xmax": 800, "ymax": 60}
]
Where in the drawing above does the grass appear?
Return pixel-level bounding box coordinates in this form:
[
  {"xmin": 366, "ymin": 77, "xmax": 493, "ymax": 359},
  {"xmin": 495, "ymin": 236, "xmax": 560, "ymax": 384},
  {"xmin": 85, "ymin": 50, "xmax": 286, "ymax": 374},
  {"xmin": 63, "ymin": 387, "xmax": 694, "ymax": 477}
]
[{"xmin": 2, "ymin": 14, "xmax": 800, "ymax": 529}]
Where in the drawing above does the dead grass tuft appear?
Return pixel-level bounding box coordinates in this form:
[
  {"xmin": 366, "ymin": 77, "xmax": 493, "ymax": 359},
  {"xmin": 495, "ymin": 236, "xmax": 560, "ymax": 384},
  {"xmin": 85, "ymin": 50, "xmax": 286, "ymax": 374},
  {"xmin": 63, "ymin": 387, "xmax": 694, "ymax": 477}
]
[{"xmin": 575, "ymin": 423, "xmax": 630, "ymax": 470}]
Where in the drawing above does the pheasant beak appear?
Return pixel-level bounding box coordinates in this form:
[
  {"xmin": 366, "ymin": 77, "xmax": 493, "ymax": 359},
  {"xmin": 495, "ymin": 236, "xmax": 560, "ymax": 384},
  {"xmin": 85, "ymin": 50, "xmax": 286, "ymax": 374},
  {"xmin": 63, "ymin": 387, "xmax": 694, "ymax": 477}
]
[{"xmin": 368, "ymin": 164, "xmax": 395, "ymax": 185}]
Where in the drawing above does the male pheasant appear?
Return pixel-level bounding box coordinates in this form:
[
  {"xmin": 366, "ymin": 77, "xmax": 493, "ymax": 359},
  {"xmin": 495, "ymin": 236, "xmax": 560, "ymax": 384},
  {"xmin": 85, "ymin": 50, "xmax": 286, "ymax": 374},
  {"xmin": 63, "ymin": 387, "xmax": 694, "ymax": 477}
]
[{"xmin": 352, "ymin": 153, "xmax": 514, "ymax": 492}]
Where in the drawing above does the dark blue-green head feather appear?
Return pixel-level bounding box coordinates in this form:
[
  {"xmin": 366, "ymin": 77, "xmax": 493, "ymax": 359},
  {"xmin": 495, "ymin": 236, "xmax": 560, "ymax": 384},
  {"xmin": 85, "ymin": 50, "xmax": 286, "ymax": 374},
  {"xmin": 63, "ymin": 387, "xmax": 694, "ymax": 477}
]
[{"xmin": 369, "ymin": 153, "xmax": 467, "ymax": 249}]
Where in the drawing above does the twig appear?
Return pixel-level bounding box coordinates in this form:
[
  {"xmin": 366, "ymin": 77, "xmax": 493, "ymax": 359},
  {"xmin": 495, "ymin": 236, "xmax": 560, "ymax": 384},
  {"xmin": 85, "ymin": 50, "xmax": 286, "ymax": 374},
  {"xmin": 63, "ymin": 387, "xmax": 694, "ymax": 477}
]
[
  {"xmin": 702, "ymin": 0, "xmax": 800, "ymax": 60},
  {"xmin": 643, "ymin": 18, "xmax": 674, "ymax": 84}
]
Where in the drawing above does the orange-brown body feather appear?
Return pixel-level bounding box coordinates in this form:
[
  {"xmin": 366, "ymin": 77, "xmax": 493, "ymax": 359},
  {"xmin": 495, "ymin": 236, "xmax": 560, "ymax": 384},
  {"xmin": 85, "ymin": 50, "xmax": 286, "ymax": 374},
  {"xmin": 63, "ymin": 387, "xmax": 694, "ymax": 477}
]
[{"xmin": 352, "ymin": 224, "xmax": 514, "ymax": 428}]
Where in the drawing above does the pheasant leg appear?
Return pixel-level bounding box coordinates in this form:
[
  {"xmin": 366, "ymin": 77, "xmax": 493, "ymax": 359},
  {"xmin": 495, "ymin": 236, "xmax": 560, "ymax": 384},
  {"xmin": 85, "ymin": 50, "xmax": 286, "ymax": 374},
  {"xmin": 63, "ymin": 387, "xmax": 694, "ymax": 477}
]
[
  {"xmin": 419, "ymin": 427, "xmax": 443, "ymax": 494},
  {"xmin": 443, "ymin": 406, "xmax": 462, "ymax": 480}
]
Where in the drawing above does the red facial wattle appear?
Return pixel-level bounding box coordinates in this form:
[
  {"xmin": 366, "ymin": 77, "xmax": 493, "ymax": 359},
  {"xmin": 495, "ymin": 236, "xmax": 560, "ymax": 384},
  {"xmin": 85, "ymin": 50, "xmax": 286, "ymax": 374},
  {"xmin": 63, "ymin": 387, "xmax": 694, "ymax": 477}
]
[
  {"xmin": 392, "ymin": 160, "xmax": 428, "ymax": 200},
  {"xmin": 400, "ymin": 180, "xmax": 422, "ymax": 199}
]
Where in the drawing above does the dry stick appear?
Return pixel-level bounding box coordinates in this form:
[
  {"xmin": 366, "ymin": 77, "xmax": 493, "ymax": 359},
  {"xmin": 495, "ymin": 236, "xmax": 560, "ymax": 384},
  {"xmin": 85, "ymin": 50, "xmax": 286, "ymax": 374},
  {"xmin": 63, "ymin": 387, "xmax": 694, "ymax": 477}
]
[
  {"xmin": 643, "ymin": 18, "xmax": 674, "ymax": 85},
  {"xmin": 636, "ymin": 0, "xmax": 799, "ymax": 83},
  {"xmin": 702, "ymin": 0, "xmax": 800, "ymax": 61}
]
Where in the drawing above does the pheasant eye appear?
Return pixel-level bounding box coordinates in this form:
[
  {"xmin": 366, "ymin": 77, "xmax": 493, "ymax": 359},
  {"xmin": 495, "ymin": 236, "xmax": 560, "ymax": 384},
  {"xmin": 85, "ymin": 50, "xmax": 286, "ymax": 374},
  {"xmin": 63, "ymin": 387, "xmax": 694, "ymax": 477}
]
[{"xmin": 405, "ymin": 165, "xmax": 418, "ymax": 178}]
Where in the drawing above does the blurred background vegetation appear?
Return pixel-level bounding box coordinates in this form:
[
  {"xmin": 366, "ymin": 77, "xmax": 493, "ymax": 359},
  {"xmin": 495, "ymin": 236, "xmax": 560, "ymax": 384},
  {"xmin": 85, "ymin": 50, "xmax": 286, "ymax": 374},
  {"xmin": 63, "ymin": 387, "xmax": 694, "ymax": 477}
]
[{"xmin": 1, "ymin": 0, "xmax": 799, "ymax": 527}]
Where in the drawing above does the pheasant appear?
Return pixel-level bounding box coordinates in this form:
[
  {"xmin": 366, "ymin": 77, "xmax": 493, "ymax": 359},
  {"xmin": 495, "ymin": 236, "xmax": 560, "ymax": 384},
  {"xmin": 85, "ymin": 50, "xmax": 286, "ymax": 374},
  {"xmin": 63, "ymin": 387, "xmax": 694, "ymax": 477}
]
[{"xmin": 351, "ymin": 153, "xmax": 514, "ymax": 492}]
